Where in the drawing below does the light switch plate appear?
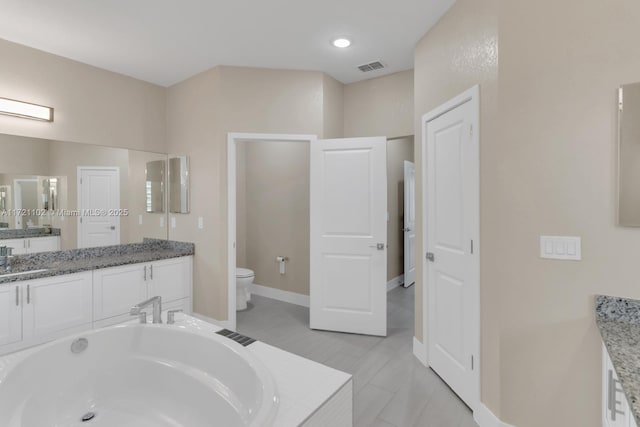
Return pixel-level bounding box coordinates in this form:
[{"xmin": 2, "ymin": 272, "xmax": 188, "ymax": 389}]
[
  {"xmin": 540, "ymin": 236, "xmax": 581, "ymax": 260},
  {"xmin": 198, "ymin": 217, "xmax": 204, "ymax": 229},
  {"xmin": 171, "ymin": 217, "xmax": 176, "ymax": 228},
  {"xmin": 138, "ymin": 214, "xmax": 143, "ymax": 225},
  {"xmin": 160, "ymin": 216, "xmax": 164, "ymax": 227}
]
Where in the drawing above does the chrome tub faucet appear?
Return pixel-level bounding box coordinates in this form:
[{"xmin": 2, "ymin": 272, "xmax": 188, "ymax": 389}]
[{"xmin": 130, "ymin": 296, "xmax": 162, "ymax": 324}]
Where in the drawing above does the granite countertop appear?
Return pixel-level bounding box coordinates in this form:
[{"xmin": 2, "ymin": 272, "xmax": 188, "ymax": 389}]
[
  {"xmin": 596, "ymin": 295, "xmax": 640, "ymax": 425},
  {"xmin": 0, "ymin": 227, "xmax": 61, "ymax": 240},
  {"xmin": 0, "ymin": 238, "xmax": 194, "ymax": 284}
]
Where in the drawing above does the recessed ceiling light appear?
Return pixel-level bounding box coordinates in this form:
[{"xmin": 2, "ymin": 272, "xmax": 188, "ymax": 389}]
[{"xmin": 332, "ymin": 38, "xmax": 351, "ymax": 48}]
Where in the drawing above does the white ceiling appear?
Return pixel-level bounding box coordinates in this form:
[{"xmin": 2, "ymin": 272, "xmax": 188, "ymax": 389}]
[{"xmin": 0, "ymin": 0, "xmax": 456, "ymax": 87}]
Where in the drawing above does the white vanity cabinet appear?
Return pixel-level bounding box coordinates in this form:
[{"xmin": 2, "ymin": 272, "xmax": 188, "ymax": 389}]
[
  {"xmin": 93, "ymin": 256, "xmax": 192, "ymax": 327},
  {"xmin": 1, "ymin": 236, "xmax": 60, "ymax": 255},
  {"xmin": 0, "ymin": 272, "xmax": 92, "ymax": 353},
  {"xmin": 24, "ymin": 236, "xmax": 60, "ymax": 254},
  {"xmin": 22, "ymin": 272, "xmax": 93, "ymax": 342},
  {"xmin": 0, "ymin": 284, "xmax": 22, "ymax": 347},
  {"xmin": 0, "ymin": 255, "xmax": 193, "ymax": 356},
  {"xmin": 603, "ymin": 343, "xmax": 638, "ymax": 427}
]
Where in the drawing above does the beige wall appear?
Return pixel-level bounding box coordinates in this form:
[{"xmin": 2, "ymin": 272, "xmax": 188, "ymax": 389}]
[
  {"xmin": 322, "ymin": 74, "xmax": 345, "ymax": 139},
  {"xmin": 344, "ymin": 70, "xmax": 414, "ymax": 138},
  {"xmin": 415, "ymin": 0, "xmax": 640, "ymax": 425},
  {"xmin": 237, "ymin": 141, "xmax": 310, "ymax": 295},
  {"xmin": 413, "ymin": 0, "xmax": 500, "ymax": 416},
  {"xmin": 167, "ymin": 66, "xmax": 332, "ymax": 320},
  {"xmin": 0, "ymin": 39, "xmax": 166, "ymax": 152},
  {"xmin": 497, "ymin": 0, "xmax": 640, "ymax": 425},
  {"xmin": 387, "ymin": 137, "xmax": 414, "ymax": 281}
]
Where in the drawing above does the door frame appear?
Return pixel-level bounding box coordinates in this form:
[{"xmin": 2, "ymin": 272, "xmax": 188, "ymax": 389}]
[
  {"xmin": 227, "ymin": 132, "xmax": 317, "ymax": 330},
  {"xmin": 76, "ymin": 166, "xmax": 121, "ymax": 249},
  {"xmin": 420, "ymin": 85, "xmax": 480, "ymax": 410},
  {"xmin": 403, "ymin": 159, "xmax": 416, "ymax": 288}
]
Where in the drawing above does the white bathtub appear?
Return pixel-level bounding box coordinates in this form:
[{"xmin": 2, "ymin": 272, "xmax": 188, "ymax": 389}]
[{"xmin": 0, "ymin": 321, "xmax": 278, "ymax": 427}]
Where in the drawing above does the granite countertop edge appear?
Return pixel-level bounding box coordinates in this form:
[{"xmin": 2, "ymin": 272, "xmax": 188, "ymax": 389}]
[
  {"xmin": 595, "ymin": 294, "xmax": 640, "ymax": 425},
  {"xmin": 0, "ymin": 239, "xmax": 194, "ymax": 285}
]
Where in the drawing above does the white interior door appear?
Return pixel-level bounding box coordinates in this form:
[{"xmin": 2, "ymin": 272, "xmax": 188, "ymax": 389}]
[
  {"xmin": 403, "ymin": 160, "xmax": 416, "ymax": 287},
  {"xmin": 425, "ymin": 96, "xmax": 479, "ymax": 408},
  {"xmin": 78, "ymin": 167, "xmax": 120, "ymax": 248},
  {"xmin": 310, "ymin": 136, "xmax": 388, "ymax": 336}
]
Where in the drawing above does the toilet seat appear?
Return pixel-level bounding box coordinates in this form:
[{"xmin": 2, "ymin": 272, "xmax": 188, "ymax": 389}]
[{"xmin": 236, "ymin": 268, "xmax": 254, "ymax": 279}]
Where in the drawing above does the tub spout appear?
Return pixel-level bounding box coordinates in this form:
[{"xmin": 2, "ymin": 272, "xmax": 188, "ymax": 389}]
[{"xmin": 130, "ymin": 296, "xmax": 162, "ymax": 324}]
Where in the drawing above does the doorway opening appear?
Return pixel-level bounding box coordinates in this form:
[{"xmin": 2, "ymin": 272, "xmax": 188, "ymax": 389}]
[
  {"xmin": 227, "ymin": 133, "xmax": 316, "ymax": 330},
  {"xmin": 227, "ymin": 132, "xmax": 414, "ymax": 341}
]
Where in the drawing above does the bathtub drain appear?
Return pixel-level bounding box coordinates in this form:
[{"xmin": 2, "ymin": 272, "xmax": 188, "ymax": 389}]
[{"xmin": 81, "ymin": 412, "xmax": 96, "ymax": 422}]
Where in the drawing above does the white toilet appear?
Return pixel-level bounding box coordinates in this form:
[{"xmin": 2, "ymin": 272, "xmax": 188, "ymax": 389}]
[{"xmin": 236, "ymin": 268, "xmax": 255, "ymax": 311}]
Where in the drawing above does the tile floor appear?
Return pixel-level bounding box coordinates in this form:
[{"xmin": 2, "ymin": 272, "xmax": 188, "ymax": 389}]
[{"xmin": 237, "ymin": 285, "xmax": 478, "ymax": 427}]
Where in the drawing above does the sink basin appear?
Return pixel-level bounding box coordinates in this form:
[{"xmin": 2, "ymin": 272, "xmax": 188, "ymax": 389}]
[{"xmin": 0, "ymin": 269, "xmax": 49, "ymax": 278}]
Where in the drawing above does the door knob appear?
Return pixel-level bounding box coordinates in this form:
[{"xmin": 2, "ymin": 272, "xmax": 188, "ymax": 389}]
[
  {"xmin": 109, "ymin": 226, "xmax": 116, "ymax": 230},
  {"xmin": 402, "ymin": 227, "xmax": 412, "ymax": 232},
  {"xmin": 369, "ymin": 243, "xmax": 385, "ymax": 250},
  {"xmin": 426, "ymin": 252, "xmax": 435, "ymax": 262}
]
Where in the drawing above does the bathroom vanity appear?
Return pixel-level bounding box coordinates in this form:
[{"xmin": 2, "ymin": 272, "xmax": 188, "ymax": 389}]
[
  {"xmin": 596, "ymin": 295, "xmax": 640, "ymax": 427},
  {"xmin": 0, "ymin": 227, "xmax": 61, "ymax": 254},
  {"xmin": 0, "ymin": 239, "xmax": 193, "ymax": 356}
]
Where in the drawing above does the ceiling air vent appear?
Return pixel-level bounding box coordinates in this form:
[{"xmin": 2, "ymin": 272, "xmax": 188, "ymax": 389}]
[{"xmin": 357, "ymin": 61, "xmax": 385, "ymax": 72}]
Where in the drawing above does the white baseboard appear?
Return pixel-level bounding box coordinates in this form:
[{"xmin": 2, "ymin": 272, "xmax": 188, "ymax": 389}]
[
  {"xmin": 412, "ymin": 336, "xmax": 428, "ymax": 365},
  {"xmin": 250, "ymin": 283, "xmax": 310, "ymax": 307},
  {"xmin": 474, "ymin": 404, "xmax": 515, "ymax": 427},
  {"xmin": 387, "ymin": 274, "xmax": 405, "ymax": 292},
  {"xmin": 191, "ymin": 313, "xmax": 233, "ymax": 330}
]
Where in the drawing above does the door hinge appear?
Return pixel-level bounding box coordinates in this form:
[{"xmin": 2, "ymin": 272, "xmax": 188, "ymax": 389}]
[
  {"xmin": 80, "ymin": 177, "xmax": 82, "ymax": 185},
  {"xmin": 471, "ymin": 355, "xmax": 474, "ymax": 370},
  {"xmin": 471, "ymin": 239, "xmax": 474, "ymax": 254},
  {"xmin": 470, "ymin": 124, "xmax": 473, "ymax": 137},
  {"xmin": 80, "ymin": 217, "xmax": 83, "ymax": 223},
  {"xmin": 426, "ymin": 252, "xmax": 435, "ymax": 262}
]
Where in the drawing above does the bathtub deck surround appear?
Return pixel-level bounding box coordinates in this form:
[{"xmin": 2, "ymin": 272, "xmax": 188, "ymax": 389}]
[
  {"xmin": 0, "ymin": 313, "xmax": 352, "ymax": 427},
  {"xmin": 0, "ymin": 238, "xmax": 194, "ymax": 284},
  {"xmin": 596, "ymin": 295, "xmax": 640, "ymax": 426}
]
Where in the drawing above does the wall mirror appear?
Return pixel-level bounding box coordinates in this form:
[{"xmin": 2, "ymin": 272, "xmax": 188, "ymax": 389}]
[
  {"xmin": 169, "ymin": 156, "xmax": 189, "ymax": 214},
  {"xmin": 618, "ymin": 82, "xmax": 640, "ymax": 226},
  {"xmin": 145, "ymin": 160, "xmax": 165, "ymax": 213},
  {"xmin": 0, "ymin": 133, "xmax": 169, "ymax": 250}
]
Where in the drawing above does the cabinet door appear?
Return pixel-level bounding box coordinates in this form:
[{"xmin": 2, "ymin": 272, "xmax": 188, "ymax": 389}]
[
  {"xmin": 148, "ymin": 256, "xmax": 192, "ymax": 303},
  {"xmin": 27, "ymin": 236, "xmax": 60, "ymax": 254},
  {"xmin": 0, "ymin": 284, "xmax": 22, "ymax": 347},
  {"xmin": 2, "ymin": 238, "xmax": 28, "ymax": 255},
  {"xmin": 93, "ymin": 264, "xmax": 147, "ymax": 320},
  {"xmin": 22, "ymin": 272, "xmax": 93, "ymax": 342}
]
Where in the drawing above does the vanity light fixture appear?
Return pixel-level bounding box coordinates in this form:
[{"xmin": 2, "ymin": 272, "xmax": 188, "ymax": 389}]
[
  {"xmin": 332, "ymin": 38, "xmax": 352, "ymax": 48},
  {"xmin": 0, "ymin": 97, "xmax": 54, "ymax": 122}
]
